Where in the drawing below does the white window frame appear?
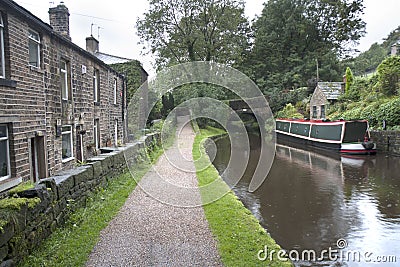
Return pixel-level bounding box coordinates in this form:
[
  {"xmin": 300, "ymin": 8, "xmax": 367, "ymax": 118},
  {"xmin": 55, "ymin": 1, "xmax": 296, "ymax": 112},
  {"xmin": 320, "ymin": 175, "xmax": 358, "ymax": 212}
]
[
  {"xmin": 0, "ymin": 14, "xmax": 5, "ymax": 78},
  {"xmin": 93, "ymin": 69, "xmax": 99, "ymax": 103},
  {"xmin": 113, "ymin": 77, "xmax": 117, "ymax": 105},
  {"xmin": 28, "ymin": 29, "xmax": 41, "ymax": 68},
  {"xmin": 60, "ymin": 59, "xmax": 70, "ymax": 100},
  {"xmin": 61, "ymin": 125, "xmax": 74, "ymax": 162},
  {"xmin": 321, "ymin": 105, "xmax": 325, "ymax": 119},
  {"xmin": 94, "ymin": 119, "xmax": 100, "ymax": 149},
  {"xmin": 0, "ymin": 124, "xmax": 10, "ymax": 181},
  {"xmin": 114, "ymin": 119, "xmax": 118, "ymax": 147}
]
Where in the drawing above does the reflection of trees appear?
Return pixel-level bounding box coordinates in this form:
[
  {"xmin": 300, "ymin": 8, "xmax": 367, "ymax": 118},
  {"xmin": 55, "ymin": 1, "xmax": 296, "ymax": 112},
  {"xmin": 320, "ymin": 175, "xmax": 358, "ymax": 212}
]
[{"xmin": 358, "ymin": 156, "xmax": 400, "ymax": 219}]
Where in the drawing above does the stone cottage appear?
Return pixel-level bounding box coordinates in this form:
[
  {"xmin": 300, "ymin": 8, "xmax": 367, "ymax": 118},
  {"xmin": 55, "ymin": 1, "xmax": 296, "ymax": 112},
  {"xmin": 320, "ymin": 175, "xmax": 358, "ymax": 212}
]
[
  {"xmin": 310, "ymin": 82, "xmax": 344, "ymax": 119},
  {"xmin": 0, "ymin": 0, "xmax": 145, "ymax": 192}
]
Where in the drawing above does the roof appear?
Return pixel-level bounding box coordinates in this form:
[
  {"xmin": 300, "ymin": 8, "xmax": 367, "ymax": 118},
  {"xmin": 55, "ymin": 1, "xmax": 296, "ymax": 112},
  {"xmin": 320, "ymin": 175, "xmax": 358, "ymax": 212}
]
[
  {"xmin": 93, "ymin": 52, "xmax": 148, "ymax": 76},
  {"xmin": 1, "ymin": 0, "xmax": 124, "ymax": 77},
  {"xmin": 317, "ymin": 82, "xmax": 343, "ymax": 100},
  {"xmin": 94, "ymin": 52, "xmax": 133, "ymax": 65}
]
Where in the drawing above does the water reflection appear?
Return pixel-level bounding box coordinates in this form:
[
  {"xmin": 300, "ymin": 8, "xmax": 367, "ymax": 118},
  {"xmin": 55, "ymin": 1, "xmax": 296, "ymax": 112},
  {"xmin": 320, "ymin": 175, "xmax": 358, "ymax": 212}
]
[{"xmin": 212, "ymin": 135, "xmax": 400, "ymax": 267}]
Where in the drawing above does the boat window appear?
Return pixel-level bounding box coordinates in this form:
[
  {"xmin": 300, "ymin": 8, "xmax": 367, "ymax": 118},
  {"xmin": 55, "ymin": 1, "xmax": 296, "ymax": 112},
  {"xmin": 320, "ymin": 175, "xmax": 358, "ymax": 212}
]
[
  {"xmin": 290, "ymin": 123, "xmax": 310, "ymax": 137},
  {"xmin": 310, "ymin": 124, "xmax": 342, "ymax": 141},
  {"xmin": 343, "ymin": 121, "xmax": 368, "ymax": 142}
]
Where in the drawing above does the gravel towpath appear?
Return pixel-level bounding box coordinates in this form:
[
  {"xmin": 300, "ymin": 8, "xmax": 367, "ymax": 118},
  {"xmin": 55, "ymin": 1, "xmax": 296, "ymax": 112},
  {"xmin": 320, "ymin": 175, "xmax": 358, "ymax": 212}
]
[{"xmin": 86, "ymin": 117, "xmax": 222, "ymax": 267}]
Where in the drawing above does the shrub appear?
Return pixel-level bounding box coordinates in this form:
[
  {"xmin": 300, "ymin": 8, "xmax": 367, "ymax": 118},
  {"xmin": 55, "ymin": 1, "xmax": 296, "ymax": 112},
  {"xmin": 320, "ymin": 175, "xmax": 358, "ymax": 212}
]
[
  {"xmin": 377, "ymin": 56, "xmax": 400, "ymax": 96},
  {"xmin": 275, "ymin": 103, "xmax": 303, "ymax": 119}
]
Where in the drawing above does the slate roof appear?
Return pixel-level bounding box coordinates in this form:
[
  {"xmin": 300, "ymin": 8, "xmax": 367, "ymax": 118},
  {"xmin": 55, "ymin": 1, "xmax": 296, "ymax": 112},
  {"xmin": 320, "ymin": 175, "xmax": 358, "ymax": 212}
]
[
  {"xmin": 94, "ymin": 52, "xmax": 133, "ymax": 64},
  {"xmin": 317, "ymin": 82, "xmax": 343, "ymax": 100}
]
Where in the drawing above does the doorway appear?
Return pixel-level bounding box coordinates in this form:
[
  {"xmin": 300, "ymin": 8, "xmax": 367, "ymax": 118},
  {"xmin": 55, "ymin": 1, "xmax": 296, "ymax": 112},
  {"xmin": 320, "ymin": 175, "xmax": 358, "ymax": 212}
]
[{"xmin": 30, "ymin": 136, "xmax": 47, "ymax": 182}]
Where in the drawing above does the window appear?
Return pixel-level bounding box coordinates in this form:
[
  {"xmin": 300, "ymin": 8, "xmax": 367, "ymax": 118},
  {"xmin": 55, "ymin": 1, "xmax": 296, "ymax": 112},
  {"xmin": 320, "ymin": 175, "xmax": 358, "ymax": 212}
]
[
  {"xmin": 94, "ymin": 119, "xmax": 100, "ymax": 149},
  {"xmin": 93, "ymin": 69, "xmax": 100, "ymax": 102},
  {"xmin": 312, "ymin": 106, "xmax": 317, "ymax": 119},
  {"xmin": 321, "ymin": 105, "xmax": 325, "ymax": 119},
  {"xmin": 114, "ymin": 119, "xmax": 118, "ymax": 146},
  {"xmin": 60, "ymin": 59, "xmax": 71, "ymax": 100},
  {"xmin": 0, "ymin": 124, "xmax": 10, "ymax": 181},
  {"xmin": 113, "ymin": 78, "xmax": 117, "ymax": 105},
  {"xmin": 0, "ymin": 14, "xmax": 5, "ymax": 78},
  {"xmin": 28, "ymin": 30, "xmax": 40, "ymax": 68},
  {"xmin": 61, "ymin": 125, "xmax": 73, "ymax": 161}
]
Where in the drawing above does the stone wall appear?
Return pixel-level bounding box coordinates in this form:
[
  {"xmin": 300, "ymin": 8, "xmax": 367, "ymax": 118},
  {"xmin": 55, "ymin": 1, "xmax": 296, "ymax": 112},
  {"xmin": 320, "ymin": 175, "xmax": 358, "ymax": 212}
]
[
  {"xmin": 0, "ymin": 1, "xmax": 126, "ymax": 191},
  {"xmin": 370, "ymin": 131, "xmax": 400, "ymax": 156},
  {"xmin": 0, "ymin": 132, "xmax": 160, "ymax": 266}
]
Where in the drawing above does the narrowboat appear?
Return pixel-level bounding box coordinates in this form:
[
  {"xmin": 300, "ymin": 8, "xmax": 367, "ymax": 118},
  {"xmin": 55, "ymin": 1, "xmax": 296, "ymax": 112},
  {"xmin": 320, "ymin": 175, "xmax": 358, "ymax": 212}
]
[{"xmin": 275, "ymin": 119, "xmax": 376, "ymax": 155}]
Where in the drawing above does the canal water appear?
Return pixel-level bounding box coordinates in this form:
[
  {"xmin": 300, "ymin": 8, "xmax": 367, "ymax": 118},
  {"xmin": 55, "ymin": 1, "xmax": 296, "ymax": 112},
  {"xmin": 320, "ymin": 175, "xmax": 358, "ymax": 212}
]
[{"xmin": 211, "ymin": 134, "xmax": 400, "ymax": 266}]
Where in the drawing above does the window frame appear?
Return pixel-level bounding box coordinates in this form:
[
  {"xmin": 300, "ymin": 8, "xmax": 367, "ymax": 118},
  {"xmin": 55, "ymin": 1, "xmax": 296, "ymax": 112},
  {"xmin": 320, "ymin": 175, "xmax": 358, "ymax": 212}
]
[
  {"xmin": 321, "ymin": 105, "xmax": 325, "ymax": 119},
  {"xmin": 0, "ymin": 14, "xmax": 5, "ymax": 78},
  {"xmin": 94, "ymin": 119, "xmax": 100, "ymax": 149},
  {"xmin": 114, "ymin": 119, "xmax": 118, "ymax": 147},
  {"xmin": 113, "ymin": 77, "xmax": 117, "ymax": 105},
  {"xmin": 61, "ymin": 125, "xmax": 74, "ymax": 162},
  {"xmin": 93, "ymin": 69, "xmax": 100, "ymax": 103},
  {"xmin": 0, "ymin": 124, "xmax": 11, "ymax": 181},
  {"xmin": 312, "ymin": 106, "xmax": 317, "ymax": 119},
  {"xmin": 28, "ymin": 29, "xmax": 41, "ymax": 68},
  {"xmin": 60, "ymin": 59, "xmax": 71, "ymax": 100}
]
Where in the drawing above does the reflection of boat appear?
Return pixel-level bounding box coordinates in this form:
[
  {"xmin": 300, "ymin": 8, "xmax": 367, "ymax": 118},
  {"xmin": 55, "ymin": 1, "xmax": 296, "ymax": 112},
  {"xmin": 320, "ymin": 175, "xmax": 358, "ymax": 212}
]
[
  {"xmin": 275, "ymin": 119, "xmax": 376, "ymax": 155},
  {"xmin": 275, "ymin": 144, "xmax": 375, "ymax": 180}
]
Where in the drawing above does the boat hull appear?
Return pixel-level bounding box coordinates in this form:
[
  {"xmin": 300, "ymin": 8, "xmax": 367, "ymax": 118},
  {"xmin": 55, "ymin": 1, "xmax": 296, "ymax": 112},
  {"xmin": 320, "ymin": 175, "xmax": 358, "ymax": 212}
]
[
  {"xmin": 340, "ymin": 143, "xmax": 377, "ymax": 155},
  {"xmin": 276, "ymin": 131, "xmax": 376, "ymax": 155}
]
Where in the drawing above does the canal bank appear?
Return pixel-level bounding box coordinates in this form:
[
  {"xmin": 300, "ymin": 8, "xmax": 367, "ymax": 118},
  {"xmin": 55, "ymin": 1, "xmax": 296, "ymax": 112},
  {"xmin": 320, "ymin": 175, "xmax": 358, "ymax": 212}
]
[
  {"xmin": 192, "ymin": 124, "xmax": 292, "ymax": 267},
  {"xmin": 370, "ymin": 130, "xmax": 400, "ymax": 156}
]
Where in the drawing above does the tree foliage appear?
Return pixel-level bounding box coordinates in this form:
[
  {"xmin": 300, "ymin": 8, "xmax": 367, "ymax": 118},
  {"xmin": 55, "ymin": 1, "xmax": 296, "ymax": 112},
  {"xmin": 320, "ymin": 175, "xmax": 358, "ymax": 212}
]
[
  {"xmin": 343, "ymin": 26, "xmax": 400, "ymax": 76},
  {"xmin": 111, "ymin": 60, "xmax": 145, "ymax": 103},
  {"xmin": 246, "ymin": 0, "xmax": 365, "ymax": 96},
  {"xmin": 137, "ymin": 0, "xmax": 251, "ymax": 68},
  {"xmin": 377, "ymin": 56, "xmax": 400, "ymax": 96},
  {"xmin": 275, "ymin": 103, "xmax": 304, "ymax": 119}
]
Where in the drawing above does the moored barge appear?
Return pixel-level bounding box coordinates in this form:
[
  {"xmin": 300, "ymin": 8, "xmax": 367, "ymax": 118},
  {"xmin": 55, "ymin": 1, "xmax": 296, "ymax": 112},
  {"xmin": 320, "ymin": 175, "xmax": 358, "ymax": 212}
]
[{"xmin": 275, "ymin": 119, "xmax": 376, "ymax": 155}]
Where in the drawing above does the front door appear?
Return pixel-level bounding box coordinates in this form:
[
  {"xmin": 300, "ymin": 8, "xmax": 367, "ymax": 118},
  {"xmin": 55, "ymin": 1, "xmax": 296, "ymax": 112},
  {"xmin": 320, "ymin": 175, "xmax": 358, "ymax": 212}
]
[{"xmin": 30, "ymin": 136, "xmax": 46, "ymax": 182}]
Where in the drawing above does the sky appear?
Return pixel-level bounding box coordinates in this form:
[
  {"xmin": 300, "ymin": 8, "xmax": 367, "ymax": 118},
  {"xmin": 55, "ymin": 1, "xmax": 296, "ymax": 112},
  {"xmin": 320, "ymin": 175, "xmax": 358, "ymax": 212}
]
[{"xmin": 15, "ymin": 0, "xmax": 400, "ymax": 76}]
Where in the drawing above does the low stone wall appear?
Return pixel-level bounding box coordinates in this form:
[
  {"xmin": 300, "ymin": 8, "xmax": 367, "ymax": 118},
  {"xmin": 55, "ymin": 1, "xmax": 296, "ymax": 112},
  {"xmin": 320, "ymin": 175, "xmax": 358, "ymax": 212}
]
[
  {"xmin": 370, "ymin": 130, "xmax": 400, "ymax": 156},
  {"xmin": 0, "ymin": 133, "xmax": 161, "ymax": 266}
]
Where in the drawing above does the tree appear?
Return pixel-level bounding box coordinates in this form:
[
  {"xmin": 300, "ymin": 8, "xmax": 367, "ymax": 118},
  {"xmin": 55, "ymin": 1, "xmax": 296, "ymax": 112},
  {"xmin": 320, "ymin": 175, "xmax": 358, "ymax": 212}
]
[
  {"xmin": 345, "ymin": 67, "xmax": 354, "ymax": 94},
  {"xmin": 136, "ymin": 0, "xmax": 251, "ymax": 68},
  {"xmin": 377, "ymin": 56, "xmax": 400, "ymax": 96},
  {"xmin": 111, "ymin": 60, "xmax": 145, "ymax": 103},
  {"xmin": 247, "ymin": 0, "xmax": 365, "ymax": 98}
]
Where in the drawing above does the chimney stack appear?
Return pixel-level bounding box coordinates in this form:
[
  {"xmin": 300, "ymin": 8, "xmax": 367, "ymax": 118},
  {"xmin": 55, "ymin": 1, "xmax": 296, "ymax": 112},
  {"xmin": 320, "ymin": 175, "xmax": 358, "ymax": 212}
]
[
  {"xmin": 49, "ymin": 2, "xmax": 70, "ymax": 40},
  {"xmin": 86, "ymin": 36, "xmax": 99, "ymax": 54},
  {"xmin": 391, "ymin": 43, "xmax": 399, "ymax": 56}
]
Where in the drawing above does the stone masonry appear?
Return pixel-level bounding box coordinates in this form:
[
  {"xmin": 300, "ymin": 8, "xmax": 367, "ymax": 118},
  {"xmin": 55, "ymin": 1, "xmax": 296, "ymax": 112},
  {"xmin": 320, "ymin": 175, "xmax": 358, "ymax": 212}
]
[{"xmin": 0, "ymin": 0, "xmax": 129, "ymax": 192}]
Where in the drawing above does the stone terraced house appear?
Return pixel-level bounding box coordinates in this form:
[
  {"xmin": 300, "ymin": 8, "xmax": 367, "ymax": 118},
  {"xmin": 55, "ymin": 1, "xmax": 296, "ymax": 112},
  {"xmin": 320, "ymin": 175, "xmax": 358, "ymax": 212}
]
[{"xmin": 0, "ymin": 0, "xmax": 135, "ymax": 192}]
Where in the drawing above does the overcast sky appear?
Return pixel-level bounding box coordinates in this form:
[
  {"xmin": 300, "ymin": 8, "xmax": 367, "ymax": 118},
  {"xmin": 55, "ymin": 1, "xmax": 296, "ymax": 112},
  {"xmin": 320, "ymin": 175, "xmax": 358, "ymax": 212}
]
[{"xmin": 15, "ymin": 0, "xmax": 400, "ymax": 76}]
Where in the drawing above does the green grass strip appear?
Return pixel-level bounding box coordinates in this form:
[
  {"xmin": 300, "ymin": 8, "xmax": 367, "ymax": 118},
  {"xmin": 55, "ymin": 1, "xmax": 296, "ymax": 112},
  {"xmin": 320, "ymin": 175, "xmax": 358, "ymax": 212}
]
[
  {"xmin": 193, "ymin": 127, "xmax": 293, "ymax": 267},
  {"xmin": 18, "ymin": 146, "xmax": 163, "ymax": 267}
]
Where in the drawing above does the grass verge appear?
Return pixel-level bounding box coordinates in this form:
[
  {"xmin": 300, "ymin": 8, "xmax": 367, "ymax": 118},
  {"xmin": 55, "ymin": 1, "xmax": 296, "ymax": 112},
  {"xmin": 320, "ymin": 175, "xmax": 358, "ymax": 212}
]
[
  {"xmin": 18, "ymin": 144, "xmax": 165, "ymax": 267},
  {"xmin": 193, "ymin": 126, "xmax": 293, "ymax": 267}
]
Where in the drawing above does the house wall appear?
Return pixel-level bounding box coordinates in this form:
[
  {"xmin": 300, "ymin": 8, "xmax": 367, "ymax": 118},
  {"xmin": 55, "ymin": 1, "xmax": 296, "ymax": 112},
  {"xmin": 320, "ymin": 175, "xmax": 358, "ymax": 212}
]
[
  {"xmin": 310, "ymin": 86, "xmax": 327, "ymax": 119},
  {"xmin": 0, "ymin": 2, "xmax": 126, "ymax": 191}
]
